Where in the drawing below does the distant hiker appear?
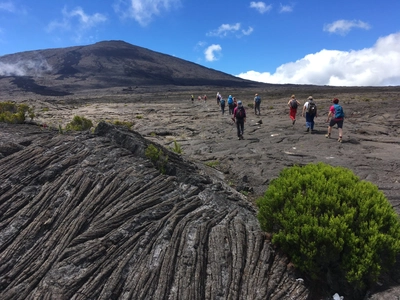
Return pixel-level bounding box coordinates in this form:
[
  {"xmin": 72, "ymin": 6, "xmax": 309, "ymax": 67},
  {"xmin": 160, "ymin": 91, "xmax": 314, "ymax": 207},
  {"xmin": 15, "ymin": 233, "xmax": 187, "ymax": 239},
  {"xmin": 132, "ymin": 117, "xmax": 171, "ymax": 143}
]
[
  {"xmin": 232, "ymin": 100, "xmax": 246, "ymax": 140},
  {"xmin": 198, "ymin": 96, "xmax": 202, "ymax": 101},
  {"xmin": 233, "ymin": 97, "xmax": 238, "ymax": 109},
  {"xmin": 216, "ymin": 92, "xmax": 221, "ymax": 105},
  {"xmin": 302, "ymin": 96, "xmax": 317, "ymax": 133},
  {"xmin": 254, "ymin": 93, "xmax": 261, "ymax": 115},
  {"xmin": 191, "ymin": 95, "xmax": 194, "ymax": 103},
  {"xmin": 220, "ymin": 97, "xmax": 226, "ymax": 115},
  {"xmin": 288, "ymin": 94, "xmax": 301, "ymax": 125},
  {"xmin": 227, "ymin": 95, "xmax": 234, "ymax": 114},
  {"xmin": 326, "ymin": 98, "xmax": 345, "ymax": 142},
  {"xmin": 204, "ymin": 95, "xmax": 207, "ymax": 103}
]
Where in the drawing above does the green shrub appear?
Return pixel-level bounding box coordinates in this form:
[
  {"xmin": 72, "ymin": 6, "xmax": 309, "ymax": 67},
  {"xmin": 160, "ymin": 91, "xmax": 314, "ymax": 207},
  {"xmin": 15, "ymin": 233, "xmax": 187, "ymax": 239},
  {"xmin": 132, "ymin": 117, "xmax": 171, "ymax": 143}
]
[
  {"xmin": 205, "ymin": 160, "xmax": 220, "ymax": 168},
  {"xmin": 248, "ymin": 103, "xmax": 254, "ymax": 108},
  {"xmin": 145, "ymin": 144, "xmax": 168, "ymax": 174},
  {"xmin": 256, "ymin": 162, "xmax": 400, "ymax": 288},
  {"xmin": 113, "ymin": 120, "xmax": 134, "ymax": 129},
  {"xmin": 65, "ymin": 115, "xmax": 93, "ymax": 131},
  {"xmin": 0, "ymin": 102, "xmax": 35, "ymax": 123},
  {"xmin": 171, "ymin": 140, "xmax": 182, "ymax": 154}
]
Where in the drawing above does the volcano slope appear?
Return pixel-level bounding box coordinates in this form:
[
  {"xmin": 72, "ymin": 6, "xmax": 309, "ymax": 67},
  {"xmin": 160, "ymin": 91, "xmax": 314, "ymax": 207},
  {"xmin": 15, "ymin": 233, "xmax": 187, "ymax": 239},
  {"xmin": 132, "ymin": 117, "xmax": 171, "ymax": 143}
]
[{"xmin": 1, "ymin": 85, "xmax": 400, "ymax": 299}]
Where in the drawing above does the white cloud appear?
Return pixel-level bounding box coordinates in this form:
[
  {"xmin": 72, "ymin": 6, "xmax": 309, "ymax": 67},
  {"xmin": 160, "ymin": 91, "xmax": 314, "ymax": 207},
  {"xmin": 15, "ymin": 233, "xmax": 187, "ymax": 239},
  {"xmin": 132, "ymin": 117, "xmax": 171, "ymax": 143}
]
[
  {"xmin": 0, "ymin": 59, "xmax": 52, "ymax": 76},
  {"xmin": 47, "ymin": 6, "xmax": 107, "ymax": 42},
  {"xmin": 113, "ymin": 0, "xmax": 180, "ymax": 26},
  {"xmin": 279, "ymin": 4, "xmax": 293, "ymax": 13},
  {"xmin": 204, "ymin": 44, "xmax": 222, "ymax": 62},
  {"xmin": 207, "ymin": 23, "xmax": 241, "ymax": 37},
  {"xmin": 242, "ymin": 26, "xmax": 254, "ymax": 36},
  {"xmin": 250, "ymin": 2, "xmax": 272, "ymax": 14},
  {"xmin": 324, "ymin": 19, "xmax": 371, "ymax": 35},
  {"xmin": 236, "ymin": 32, "xmax": 400, "ymax": 86},
  {"xmin": 0, "ymin": 1, "xmax": 15, "ymax": 12}
]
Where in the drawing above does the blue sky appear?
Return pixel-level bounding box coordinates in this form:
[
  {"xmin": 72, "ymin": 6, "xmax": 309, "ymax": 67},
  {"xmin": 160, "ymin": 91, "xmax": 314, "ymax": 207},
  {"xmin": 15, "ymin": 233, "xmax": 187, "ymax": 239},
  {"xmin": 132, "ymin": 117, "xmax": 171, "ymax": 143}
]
[{"xmin": 0, "ymin": 0, "xmax": 399, "ymax": 86}]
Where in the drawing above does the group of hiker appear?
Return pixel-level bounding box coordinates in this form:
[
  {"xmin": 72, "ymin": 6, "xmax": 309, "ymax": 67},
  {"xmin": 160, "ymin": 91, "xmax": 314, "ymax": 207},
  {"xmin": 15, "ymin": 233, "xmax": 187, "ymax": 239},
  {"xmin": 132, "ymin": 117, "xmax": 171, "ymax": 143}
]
[
  {"xmin": 288, "ymin": 95, "xmax": 345, "ymax": 142},
  {"xmin": 215, "ymin": 92, "xmax": 262, "ymax": 140},
  {"xmin": 194, "ymin": 92, "xmax": 345, "ymax": 142}
]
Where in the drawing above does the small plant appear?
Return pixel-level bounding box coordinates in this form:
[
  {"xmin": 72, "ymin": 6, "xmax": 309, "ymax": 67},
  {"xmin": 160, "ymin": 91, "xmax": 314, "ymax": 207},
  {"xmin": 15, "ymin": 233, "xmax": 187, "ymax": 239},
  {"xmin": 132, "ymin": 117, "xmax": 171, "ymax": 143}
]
[
  {"xmin": 42, "ymin": 107, "xmax": 50, "ymax": 112},
  {"xmin": 240, "ymin": 190, "xmax": 249, "ymax": 196},
  {"xmin": 136, "ymin": 115, "xmax": 143, "ymax": 119},
  {"xmin": 269, "ymin": 105, "xmax": 274, "ymax": 109},
  {"xmin": 65, "ymin": 115, "xmax": 93, "ymax": 131},
  {"xmin": 58, "ymin": 124, "xmax": 64, "ymax": 134},
  {"xmin": 113, "ymin": 120, "xmax": 134, "ymax": 129},
  {"xmin": 171, "ymin": 140, "xmax": 183, "ymax": 154},
  {"xmin": 150, "ymin": 132, "xmax": 157, "ymax": 137},
  {"xmin": 0, "ymin": 101, "xmax": 35, "ymax": 123},
  {"xmin": 256, "ymin": 162, "xmax": 400, "ymax": 290},
  {"xmin": 145, "ymin": 144, "xmax": 168, "ymax": 174},
  {"xmin": 205, "ymin": 160, "xmax": 220, "ymax": 168},
  {"xmin": 248, "ymin": 103, "xmax": 254, "ymax": 108}
]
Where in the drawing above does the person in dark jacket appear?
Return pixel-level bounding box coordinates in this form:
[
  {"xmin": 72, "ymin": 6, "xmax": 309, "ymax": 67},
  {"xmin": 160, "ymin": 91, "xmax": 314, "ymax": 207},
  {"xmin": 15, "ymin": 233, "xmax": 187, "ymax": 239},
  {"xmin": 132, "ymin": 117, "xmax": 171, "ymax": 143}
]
[{"xmin": 232, "ymin": 100, "xmax": 247, "ymax": 140}]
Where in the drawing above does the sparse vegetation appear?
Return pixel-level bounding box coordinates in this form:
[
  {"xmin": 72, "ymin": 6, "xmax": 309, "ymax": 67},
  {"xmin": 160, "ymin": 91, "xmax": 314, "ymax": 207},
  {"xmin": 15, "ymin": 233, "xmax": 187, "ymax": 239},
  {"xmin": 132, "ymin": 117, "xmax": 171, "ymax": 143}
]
[
  {"xmin": 136, "ymin": 115, "xmax": 143, "ymax": 119},
  {"xmin": 256, "ymin": 162, "xmax": 400, "ymax": 290},
  {"xmin": 112, "ymin": 120, "xmax": 134, "ymax": 129},
  {"xmin": 248, "ymin": 103, "xmax": 254, "ymax": 108},
  {"xmin": 42, "ymin": 107, "xmax": 50, "ymax": 112},
  {"xmin": 145, "ymin": 144, "xmax": 168, "ymax": 174},
  {"xmin": 205, "ymin": 160, "xmax": 220, "ymax": 168},
  {"xmin": 65, "ymin": 115, "xmax": 93, "ymax": 131},
  {"xmin": 0, "ymin": 101, "xmax": 35, "ymax": 123},
  {"xmin": 171, "ymin": 140, "xmax": 183, "ymax": 154}
]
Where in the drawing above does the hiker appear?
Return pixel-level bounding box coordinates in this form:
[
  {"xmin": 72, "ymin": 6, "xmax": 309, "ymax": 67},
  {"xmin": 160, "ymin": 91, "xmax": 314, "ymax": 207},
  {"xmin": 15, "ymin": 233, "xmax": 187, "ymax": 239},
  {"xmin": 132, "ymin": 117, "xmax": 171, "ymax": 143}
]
[
  {"xmin": 326, "ymin": 98, "xmax": 345, "ymax": 142},
  {"xmin": 216, "ymin": 92, "xmax": 221, "ymax": 105},
  {"xmin": 220, "ymin": 97, "xmax": 226, "ymax": 115},
  {"xmin": 233, "ymin": 97, "xmax": 238, "ymax": 109},
  {"xmin": 204, "ymin": 94, "xmax": 207, "ymax": 103},
  {"xmin": 302, "ymin": 96, "xmax": 317, "ymax": 133},
  {"xmin": 191, "ymin": 95, "xmax": 194, "ymax": 103},
  {"xmin": 287, "ymin": 94, "xmax": 301, "ymax": 125},
  {"xmin": 227, "ymin": 95, "xmax": 234, "ymax": 114},
  {"xmin": 254, "ymin": 93, "xmax": 261, "ymax": 115},
  {"xmin": 232, "ymin": 100, "xmax": 246, "ymax": 140}
]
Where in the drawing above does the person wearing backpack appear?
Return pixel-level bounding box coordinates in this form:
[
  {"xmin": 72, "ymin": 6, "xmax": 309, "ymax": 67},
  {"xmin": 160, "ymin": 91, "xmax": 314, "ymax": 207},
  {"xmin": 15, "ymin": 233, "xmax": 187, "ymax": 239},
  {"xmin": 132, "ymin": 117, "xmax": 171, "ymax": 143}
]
[
  {"xmin": 287, "ymin": 94, "xmax": 301, "ymax": 125},
  {"xmin": 301, "ymin": 96, "xmax": 317, "ymax": 133},
  {"xmin": 216, "ymin": 92, "xmax": 221, "ymax": 105},
  {"xmin": 254, "ymin": 93, "xmax": 261, "ymax": 115},
  {"xmin": 326, "ymin": 98, "xmax": 345, "ymax": 142},
  {"xmin": 227, "ymin": 95, "xmax": 234, "ymax": 114},
  {"xmin": 220, "ymin": 97, "xmax": 226, "ymax": 115},
  {"xmin": 232, "ymin": 100, "xmax": 247, "ymax": 140}
]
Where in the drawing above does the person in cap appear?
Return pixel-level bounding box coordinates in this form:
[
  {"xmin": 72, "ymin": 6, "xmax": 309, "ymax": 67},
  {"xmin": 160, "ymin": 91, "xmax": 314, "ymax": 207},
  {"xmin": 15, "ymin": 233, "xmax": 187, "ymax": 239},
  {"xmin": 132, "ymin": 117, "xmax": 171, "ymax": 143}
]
[
  {"xmin": 326, "ymin": 98, "xmax": 345, "ymax": 142},
  {"xmin": 232, "ymin": 100, "xmax": 247, "ymax": 140},
  {"xmin": 254, "ymin": 93, "xmax": 261, "ymax": 115},
  {"xmin": 287, "ymin": 94, "xmax": 301, "ymax": 125},
  {"xmin": 301, "ymin": 96, "xmax": 317, "ymax": 133}
]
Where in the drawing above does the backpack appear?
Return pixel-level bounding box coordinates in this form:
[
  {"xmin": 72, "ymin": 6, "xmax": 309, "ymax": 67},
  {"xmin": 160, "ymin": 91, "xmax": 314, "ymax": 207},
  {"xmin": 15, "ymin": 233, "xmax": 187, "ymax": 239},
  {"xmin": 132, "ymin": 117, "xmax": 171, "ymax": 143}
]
[
  {"xmin": 220, "ymin": 99, "xmax": 225, "ymax": 105},
  {"xmin": 235, "ymin": 107, "xmax": 244, "ymax": 119},
  {"xmin": 290, "ymin": 99, "xmax": 298, "ymax": 109},
  {"xmin": 308, "ymin": 102, "xmax": 317, "ymax": 116},
  {"xmin": 333, "ymin": 104, "xmax": 344, "ymax": 118},
  {"xmin": 255, "ymin": 96, "xmax": 261, "ymax": 103},
  {"xmin": 227, "ymin": 96, "xmax": 233, "ymax": 105}
]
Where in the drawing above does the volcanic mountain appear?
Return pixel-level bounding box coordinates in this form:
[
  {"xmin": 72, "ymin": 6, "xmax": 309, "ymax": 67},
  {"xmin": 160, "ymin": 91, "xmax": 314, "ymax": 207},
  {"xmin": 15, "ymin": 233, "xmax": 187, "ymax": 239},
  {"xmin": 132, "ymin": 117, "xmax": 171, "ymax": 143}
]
[{"xmin": 0, "ymin": 40, "xmax": 257, "ymax": 96}]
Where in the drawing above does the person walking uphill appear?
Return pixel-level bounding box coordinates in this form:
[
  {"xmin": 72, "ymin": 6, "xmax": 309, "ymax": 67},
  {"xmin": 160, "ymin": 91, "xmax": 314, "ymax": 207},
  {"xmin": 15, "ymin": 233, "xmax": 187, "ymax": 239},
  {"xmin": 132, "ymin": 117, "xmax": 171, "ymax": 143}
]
[
  {"xmin": 220, "ymin": 97, "xmax": 226, "ymax": 115},
  {"xmin": 288, "ymin": 95, "xmax": 301, "ymax": 125},
  {"xmin": 227, "ymin": 95, "xmax": 234, "ymax": 114},
  {"xmin": 326, "ymin": 98, "xmax": 345, "ymax": 142},
  {"xmin": 232, "ymin": 100, "xmax": 246, "ymax": 140},
  {"xmin": 302, "ymin": 96, "xmax": 317, "ymax": 132},
  {"xmin": 254, "ymin": 93, "xmax": 261, "ymax": 115}
]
